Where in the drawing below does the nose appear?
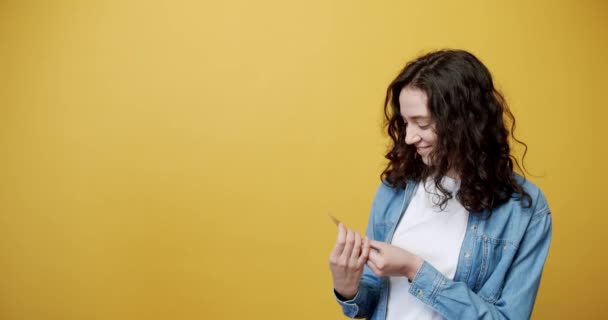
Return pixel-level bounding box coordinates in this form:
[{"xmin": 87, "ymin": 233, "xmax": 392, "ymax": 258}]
[{"xmin": 404, "ymin": 125, "xmax": 421, "ymax": 145}]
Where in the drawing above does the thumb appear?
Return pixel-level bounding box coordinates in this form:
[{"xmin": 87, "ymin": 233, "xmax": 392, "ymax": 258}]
[{"xmin": 368, "ymin": 239, "xmax": 386, "ymax": 250}]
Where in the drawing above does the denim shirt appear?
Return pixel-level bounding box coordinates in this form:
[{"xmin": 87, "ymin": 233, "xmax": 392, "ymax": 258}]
[{"xmin": 336, "ymin": 175, "xmax": 552, "ymax": 319}]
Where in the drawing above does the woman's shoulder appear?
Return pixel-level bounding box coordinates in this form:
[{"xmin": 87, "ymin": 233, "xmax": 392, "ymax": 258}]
[
  {"xmin": 371, "ymin": 179, "xmax": 410, "ymax": 205},
  {"xmin": 374, "ymin": 180, "xmax": 398, "ymax": 199},
  {"xmin": 375, "ymin": 179, "xmax": 412, "ymax": 195},
  {"xmin": 511, "ymin": 173, "xmax": 551, "ymax": 218}
]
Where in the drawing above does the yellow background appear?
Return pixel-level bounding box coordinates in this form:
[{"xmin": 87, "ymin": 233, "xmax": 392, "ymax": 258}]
[{"xmin": 1, "ymin": 0, "xmax": 606, "ymax": 319}]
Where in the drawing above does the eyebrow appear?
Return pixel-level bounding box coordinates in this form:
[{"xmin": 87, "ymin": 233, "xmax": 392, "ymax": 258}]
[{"xmin": 402, "ymin": 115, "xmax": 431, "ymax": 122}]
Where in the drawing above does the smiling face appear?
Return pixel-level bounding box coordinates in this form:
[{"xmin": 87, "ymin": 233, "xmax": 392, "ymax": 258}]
[{"xmin": 398, "ymin": 86, "xmax": 437, "ymax": 166}]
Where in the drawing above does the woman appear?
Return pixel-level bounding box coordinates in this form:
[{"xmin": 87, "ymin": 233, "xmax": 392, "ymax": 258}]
[{"xmin": 329, "ymin": 49, "xmax": 552, "ymax": 319}]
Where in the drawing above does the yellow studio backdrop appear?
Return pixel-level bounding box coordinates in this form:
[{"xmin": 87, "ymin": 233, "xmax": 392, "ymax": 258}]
[{"xmin": 0, "ymin": 0, "xmax": 606, "ymax": 319}]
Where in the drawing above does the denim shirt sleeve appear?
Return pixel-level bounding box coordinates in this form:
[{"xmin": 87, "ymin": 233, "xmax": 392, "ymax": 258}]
[
  {"xmin": 408, "ymin": 202, "xmax": 552, "ymax": 319},
  {"xmin": 334, "ymin": 264, "xmax": 381, "ymax": 318},
  {"xmin": 333, "ymin": 184, "xmax": 389, "ymax": 318}
]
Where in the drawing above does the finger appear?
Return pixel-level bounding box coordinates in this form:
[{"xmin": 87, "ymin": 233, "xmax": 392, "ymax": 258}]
[
  {"xmin": 340, "ymin": 228, "xmax": 355, "ymax": 259},
  {"xmin": 330, "ymin": 223, "xmax": 347, "ymax": 259},
  {"xmin": 368, "ymin": 239, "xmax": 385, "ymax": 250},
  {"xmin": 366, "ymin": 259, "xmax": 381, "ymax": 276},
  {"xmin": 357, "ymin": 236, "xmax": 370, "ymax": 267},
  {"xmin": 350, "ymin": 232, "xmax": 362, "ymax": 260},
  {"xmin": 338, "ymin": 222, "xmax": 346, "ymax": 241},
  {"xmin": 368, "ymin": 248, "xmax": 383, "ymax": 265}
]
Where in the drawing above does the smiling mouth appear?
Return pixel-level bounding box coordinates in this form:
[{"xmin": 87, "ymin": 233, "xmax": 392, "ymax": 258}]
[{"xmin": 416, "ymin": 146, "xmax": 431, "ymax": 154}]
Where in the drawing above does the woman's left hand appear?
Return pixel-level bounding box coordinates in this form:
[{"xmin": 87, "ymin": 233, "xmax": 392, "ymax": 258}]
[{"xmin": 367, "ymin": 240, "xmax": 424, "ymax": 281}]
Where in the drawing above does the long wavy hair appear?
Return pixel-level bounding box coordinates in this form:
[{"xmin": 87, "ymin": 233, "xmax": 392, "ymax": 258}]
[{"xmin": 382, "ymin": 49, "xmax": 531, "ymax": 212}]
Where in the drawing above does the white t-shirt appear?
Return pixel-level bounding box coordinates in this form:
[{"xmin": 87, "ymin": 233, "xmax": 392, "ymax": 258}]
[{"xmin": 387, "ymin": 177, "xmax": 469, "ymax": 320}]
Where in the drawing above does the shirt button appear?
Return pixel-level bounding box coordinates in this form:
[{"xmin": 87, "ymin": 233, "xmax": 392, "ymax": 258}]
[
  {"xmin": 465, "ymin": 252, "xmax": 472, "ymax": 258},
  {"xmin": 471, "ymin": 224, "xmax": 477, "ymax": 230},
  {"xmin": 417, "ymin": 289, "xmax": 424, "ymax": 296}
]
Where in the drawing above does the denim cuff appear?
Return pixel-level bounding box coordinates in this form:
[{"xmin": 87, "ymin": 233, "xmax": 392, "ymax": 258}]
[
  {"xmin": 333, "ymin": 288, "xmax": 360, "ymax": 318},
  {"xmin": 408, "ymin": 261, "xmax": 446, "ymax": 307}
]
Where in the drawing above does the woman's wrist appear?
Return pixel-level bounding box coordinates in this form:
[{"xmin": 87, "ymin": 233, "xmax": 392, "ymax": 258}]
[
  {"xmin": 334, "ymin": 287, "xmax": 357, "ymax": 301},
  {"xmin": 404, "ymin": 256, "xmax": 424, "ymax": 280}
]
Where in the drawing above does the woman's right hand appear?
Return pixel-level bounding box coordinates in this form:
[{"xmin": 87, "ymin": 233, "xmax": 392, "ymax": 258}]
[{"xmin": 329, "ymin": 222, "xmax": 370, "ymax": 300}]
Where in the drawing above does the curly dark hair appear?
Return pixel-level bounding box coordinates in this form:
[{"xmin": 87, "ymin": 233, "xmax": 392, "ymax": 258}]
[{"xmin": 381, "ymin": 49, "xmax": 532, "ymax": 212}]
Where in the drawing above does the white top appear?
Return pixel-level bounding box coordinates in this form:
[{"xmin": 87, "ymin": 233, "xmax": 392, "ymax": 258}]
[{"xmin": 387, "ymin": 177, "xmax": 469, "ymax": 320}]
